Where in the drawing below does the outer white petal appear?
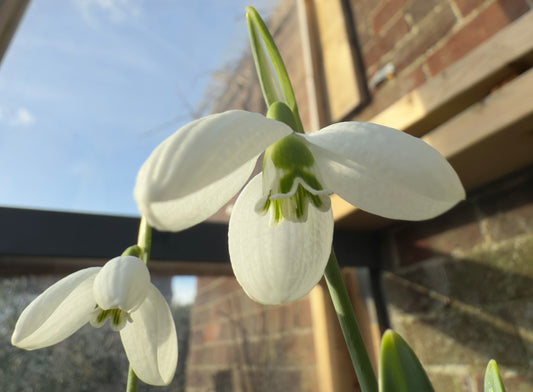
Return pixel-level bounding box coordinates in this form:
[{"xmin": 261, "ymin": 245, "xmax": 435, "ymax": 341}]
[
  {"xmin": 134, "ymin": 110, "xmax": 292, "ymax": 231},
  {"xmin": 93, "ymin": 256, "xmax": 150, "ymax": 312},
  {"xmin": 12, "ymin": 268, "xmax": 99, "ymax": 350},
  {"xmin": 120, "ymin": 284, "xmax": 178, "ymax": 386},
  {"xmin": 304, "ymin": 122, "xmax": 465, "ymax": 220},
  {"xmin": 138, "ymin": 160, "xmax": 255, "ymax": 232},
  {"xmin": 229, "ymin": 174, "xmax": 334, "ymax": 304}
]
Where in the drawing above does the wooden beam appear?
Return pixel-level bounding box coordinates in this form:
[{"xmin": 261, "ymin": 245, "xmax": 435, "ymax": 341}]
[
  {"xmin": 302, "ymin": 0, "xmax": 369, "ymax": 123},
  {"xmin": 423, "ymin": 66, "xmax": 533, "ymax": 191},
  {"xmin": 310, "ymin": 268, "xmax": 381, "ymax": 392},
  {"xmin": 342, "ymin": 269, "xmax": 380, "ymax": 373},
  {"xmin": 370, "ymin": 11, "xmax": 533, "ymax": 137},
  {"xmin": 0, "ymin": 207, "xmax": 379, "ymax": 273},
  {"xmin": 310, "ymin": 280, "xmax": 358, "ymax": 392},
  {"xmin": 0, "ymin": 0, "xmax": 30, "ymax": 64},
  {"xmin": 332, "ymin": 12, "xmax": 533, "ymax": 227},
  {"xmin": 298, "ymin": 0, "xmax": 326, "ymax": 130},
  {"xmin": 0, "ymin": 254, "xmax": 234, "ymax": 276}
]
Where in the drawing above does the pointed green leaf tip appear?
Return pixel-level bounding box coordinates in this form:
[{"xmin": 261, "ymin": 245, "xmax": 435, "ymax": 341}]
[
  {"xmin": 246, "ymin": 5, "xmax": 304, "ymax": 133},
  {"xmin": 484, "ymin": 360, "xmax": 506, "ymax": 392},
  {"xmin": 379, "ymin": 329, "xmax": 434, "ymax": 392}
]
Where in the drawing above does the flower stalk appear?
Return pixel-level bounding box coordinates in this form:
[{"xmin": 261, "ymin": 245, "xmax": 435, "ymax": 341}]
[
  {"xmin": 324, "ymin": 250, "xmax": 379, "ymax": 392},
  {"xmin": 125, "ymin": 216, "xmax": 153, "ymax": 392},
  {"xmin": 248, "ymin": 8, "xmax": 377, "ymax": 386}
]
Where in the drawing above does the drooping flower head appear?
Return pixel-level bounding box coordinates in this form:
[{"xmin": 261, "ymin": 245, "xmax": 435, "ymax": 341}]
[
  {"xmin": 134, "ymin": 6, "xmax": 464, "ymax": 306},
  {"xmin": 134, "ymin": 102, "xmax": 465, "ymax": 305},
  {"xmin": 11, "ymin": 256, "xmax": 177, "ymax": 386}
]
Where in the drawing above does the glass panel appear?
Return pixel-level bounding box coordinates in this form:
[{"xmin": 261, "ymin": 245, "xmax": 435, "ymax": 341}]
[{"xmin": 0, "ymin": 1, "xmax": 275, "ymax": 216}]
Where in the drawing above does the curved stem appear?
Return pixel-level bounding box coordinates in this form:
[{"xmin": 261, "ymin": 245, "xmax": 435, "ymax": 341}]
[
  {"xmin": 324, "ymin": 250, "xmax": 378, "ymax": 392},
  {"xmin": 125, "ymin": 216, "xmax": 153, "ymax": 392},
  {"xmin": 137, "ymin": 216, "xmax": 152, "ymax": 266},
  {"xmin": 126, "ymin": 366, "xmax": 139, "ymax": 392}
]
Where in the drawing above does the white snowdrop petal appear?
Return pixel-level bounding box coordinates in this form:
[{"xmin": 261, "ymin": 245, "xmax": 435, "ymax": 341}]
[
  {"xmin": 120, "ymin": 284, "xmax": 178, "ymax": 386},
  {"xmin": 134, "ymin": 109, "xmax": 291, "ymax": 207},
  {"xmin": 138, "ymin": 156, "xmax": 257, "ymax": 232},
  {"xmin": 229, "ymin": 174, "xmax": 334, "ymax": 304},
  {"xmin": 305, "ymin": 122, "xmax": 465, "ymax": 220},
  {"xmin": 11, "ymin": 268, "xmax": 99, "ymax": 350},
  {"xmin": 93, "ymin": 256, "xmax": 150, "ymax": 312}
]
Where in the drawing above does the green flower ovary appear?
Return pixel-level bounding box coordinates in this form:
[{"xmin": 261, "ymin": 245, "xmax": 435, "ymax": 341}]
[{"xmin": 260, "ymin": 134, "xmax": 329, "ymax": 223}]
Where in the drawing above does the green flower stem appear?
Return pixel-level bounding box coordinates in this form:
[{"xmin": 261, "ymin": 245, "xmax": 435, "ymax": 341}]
[
  {"xmin": 137, "ymin": 215, "xmax": 152, "ymax": 266},
  {"xmin": 126, "ymin": 366, "xmax": 139, "ymax": 392},
  {"xmin": 125, "ymin": 216, "xmax": 153, "ymax": 392},
  {"xmin": 247, "ymin": 5, "xmax": 376, "ymax": 389},
  {"xmin": 324, "ymin": 250, "xmax": 378, "ymax": 392}
]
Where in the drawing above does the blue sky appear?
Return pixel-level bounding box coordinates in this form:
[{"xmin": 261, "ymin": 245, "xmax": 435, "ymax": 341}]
[
  {"xmin": 0, "ymin": 0, "xmax": 274, "ymax": 217},
  {"xmin": 0, "ymin": 0, "xmax": 275, "ymax": 303}
]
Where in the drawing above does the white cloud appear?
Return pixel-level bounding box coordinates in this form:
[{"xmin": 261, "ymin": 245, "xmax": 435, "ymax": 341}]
[
  {"xmin": 0, "ymin": 106, "xmax": 35, "ymax": 127},
  {"xmin": 11, "ymin": 107, "xmax": 35, "ymax": 126},
  {"xmin": 74, "ymin": 0, "xmax": 142, "ymax": 24}
]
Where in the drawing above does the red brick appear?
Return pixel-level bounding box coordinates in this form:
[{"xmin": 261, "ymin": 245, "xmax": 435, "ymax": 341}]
[
  {"xmin": 427, "ymin": 0, "xmax": 529, "ymax": 75},
  {"xmin": 454, "ymin": 0, "xmax": 486, "ymax": 17},
  {"xmin": 394, "ymin": 3, "xmax": 457, "ymax": 71},
  {"xmin": 217, "ymin": 277, "xmax": 241, "ymax": 295},
  {"xmin": 195, "ymin": 276, "xmax": 213, "ymax": 290},
  {"xmin": 398, "ymin": 65, "xmax": 427, "ymax": 92},
  {"xmin": 456, "ymin": 0, "xmax": 529, "ymax": 18},
  {"xmin": 497, "ymin": 0, "xmax": 530, "ymax": 20},
  {"xmin": 364, "ymin": 15, "xmax": 409, "ymax": 68},
  {"xmin": 203, "ymin": 323, "xmax": 221, "ymax": 343},
  {"xmin": 284, "ymin": 331, "xmax": 317, "ymax": 366},
  {"xmin": 352, "ymin": 0, "xmax": 385, "ymax": 23},
  {"xmin": 192, "ymin": 329, "xmax": 204, "ymax": 345},
  {"xmin": 373, "ymin": 0, "xmax": 408, "ymax": 34},
  {"xmin": 212, "ymin": 343, "xmax": 234, "ymax": 363},
  {"xmin": 405, "ymin": 0, "xmax": 446, "ymax": 24},
  {"xmin": 186, "ymin": 368, "xmax": 211, "ymax": 388},
  {"xmin": 291, "ymin": 298, "xmax": 313, "ymax": 328},
  {"xmin": 191, "ymin": 306, "xmax": 211, "ymax": 326}
]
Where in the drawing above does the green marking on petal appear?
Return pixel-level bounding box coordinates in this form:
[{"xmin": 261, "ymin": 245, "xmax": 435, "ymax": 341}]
[
  {"xmin": 266, "ymin": 133, "xmax": 315, "ymax": 170},
  {"xmin": 90, "ymin": 307, "xmax": 130, "ymax": 331},
  {"xmin": 112, "ymin": 309, "xmax": 121, "ymax": 325},
  {"xmin": 97, "ymin": 309, "xmax": 109, "ymax": 323},
  {"xmin": 259, "ymin": 133, "xmax": 330, "ymax": 224}
]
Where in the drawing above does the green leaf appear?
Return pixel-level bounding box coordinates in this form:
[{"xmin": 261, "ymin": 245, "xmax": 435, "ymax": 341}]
[
  {"xmin": 246, "ymin": 6, "xmax": 304, "ymax": 133},
  {"xmin": 484, "ymin": 360, "xmax": 506, "ymax": 392},
  {"xmin": 379, "ymin": 329, "xmax": 434, "ymax": 392}
]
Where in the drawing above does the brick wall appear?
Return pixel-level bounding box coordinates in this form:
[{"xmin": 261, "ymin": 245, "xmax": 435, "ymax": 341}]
[
  {"xmin": 186, "ymin": 276, "xmax": 318, "ymax": 392},
  {"xmin": 352, "ymin": 1, "xmax": 533, "ymax": 390},
  {"xmin": 352, "ymin": 0, "xmax": 532, "ymax": 121},
  {"xmin": 186, "ymin": 1, "xmax": 533, "ymax": 391},
  {"xmin": 381, "ymin": 164, "xmax": 533, "ymax": 391}
]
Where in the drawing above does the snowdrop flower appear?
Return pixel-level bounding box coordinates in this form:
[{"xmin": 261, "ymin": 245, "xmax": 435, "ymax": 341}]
[
  {"xmin": 11, "ymin": 256, "xmax": 177, "ymax": 386},
  {"xmin": 134, "ymin": 103, "xmax": 464, "ymax": 304}
]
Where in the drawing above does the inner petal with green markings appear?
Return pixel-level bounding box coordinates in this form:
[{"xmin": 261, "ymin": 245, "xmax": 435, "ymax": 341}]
[
  {"xmin": 90, "ymin": 306, "xmax": 132, "ymax": 331},
  {"xmin": 256, "ymin": 133, "xmax": 331, "ymax": 224}
]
